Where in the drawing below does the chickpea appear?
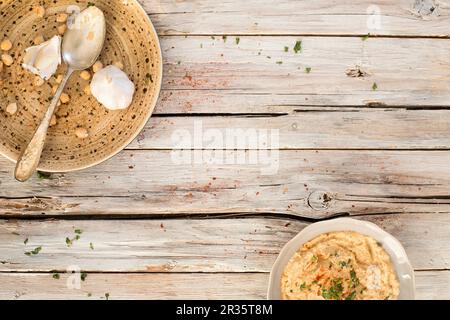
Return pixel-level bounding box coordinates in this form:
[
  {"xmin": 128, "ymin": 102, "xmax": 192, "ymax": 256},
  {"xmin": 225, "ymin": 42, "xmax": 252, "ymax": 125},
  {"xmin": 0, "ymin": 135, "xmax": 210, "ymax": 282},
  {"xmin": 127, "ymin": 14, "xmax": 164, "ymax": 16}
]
[
  {"xmin": 1, "ymin": 54, "xmax": 13, "ymax": 66},
  {"xmin": 83, "ymin": 85, "xmax": 91, "ymax": 95},
  {"xmin": 80, "ymin": 70, "xmax": 91, "ymax": 81},
  {"xmin": 75, "ymin": 127, "xmax": 89, "ymax": 139},
  {"xmin": 56, "ymin": 13, "xmax": 68, "ymax": 23},
  {"xmin": 92, "ymin": 61, "xmax": 103, "ymax": 73},
  {"xmin": 0, "ymin": 39, "xmax": 12, "ymax": 51},
  {"xmin": 60, "ymin": 92, "xmax": 70, "ymax": 104},
  {"xmin": 50, "ymin": 115, "xmax": 57, "ymax": 126},
  {"xmin": 6, "ymin": 102, "xmax": 17, "ymax": 115},
  {"xmin": 34, "ymin": 6, "xmax": 46, "ymax": 18}
]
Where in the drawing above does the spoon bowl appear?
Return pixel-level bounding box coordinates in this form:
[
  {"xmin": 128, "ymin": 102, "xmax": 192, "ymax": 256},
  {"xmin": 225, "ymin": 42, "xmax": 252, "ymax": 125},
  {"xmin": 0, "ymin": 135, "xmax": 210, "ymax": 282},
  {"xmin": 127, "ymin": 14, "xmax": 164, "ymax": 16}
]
[
  {"xmin": 62, "ymin": 6, "xmax": 106, "ymax": 70},
  {"xmin": 14, "ymin": 6, "xmax": 106, "ymax": 182}
]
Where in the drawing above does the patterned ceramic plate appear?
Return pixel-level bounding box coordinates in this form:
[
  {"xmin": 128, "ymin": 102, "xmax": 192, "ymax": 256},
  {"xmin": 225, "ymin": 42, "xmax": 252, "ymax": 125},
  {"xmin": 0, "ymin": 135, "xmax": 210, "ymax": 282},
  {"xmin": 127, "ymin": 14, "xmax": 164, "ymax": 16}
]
[{"xmin": 0, "ymin": 0, "xmax": 162, "ymax": 172}]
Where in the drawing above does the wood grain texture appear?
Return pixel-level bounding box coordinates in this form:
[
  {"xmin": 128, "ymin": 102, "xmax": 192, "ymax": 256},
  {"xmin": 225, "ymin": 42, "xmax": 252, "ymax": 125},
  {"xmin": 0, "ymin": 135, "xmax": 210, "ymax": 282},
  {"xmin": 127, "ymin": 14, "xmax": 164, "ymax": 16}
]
[
  {"xmin": 1, "ymin": 150, "xmax": 450, "ymax": 218},
  {"xmin": 1, "ymin": 0, "xmax": 450, "ymax": 300},
  {"xmin": 140, "ymin": 0, "xmax": 450, "ymax": 37},
  {"xmin": 131, "ymin": 109, "xmax": 450, "ymax": 150},
  {"xmin": 0, "ymin": 215, "xmax": 448, "ymax": 272},
  {"xmin": 156, "ymin": 36, "xmax": 450, "ymax": 108},
  {"xmin": 0, "ymin": 271, "xmax": 448, "ymax": 300},
  {"xmin": 154, "ymin": 90, "xmax": 450, "ymax": 115}
]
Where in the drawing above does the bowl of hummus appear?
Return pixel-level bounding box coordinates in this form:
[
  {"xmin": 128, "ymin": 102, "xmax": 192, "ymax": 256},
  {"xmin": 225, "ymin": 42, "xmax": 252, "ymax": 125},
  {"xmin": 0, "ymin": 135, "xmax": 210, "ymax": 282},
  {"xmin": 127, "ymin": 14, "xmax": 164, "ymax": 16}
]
[{"xmin": 268, "ymin": 218, "xmax": 415, "ymax": 300}]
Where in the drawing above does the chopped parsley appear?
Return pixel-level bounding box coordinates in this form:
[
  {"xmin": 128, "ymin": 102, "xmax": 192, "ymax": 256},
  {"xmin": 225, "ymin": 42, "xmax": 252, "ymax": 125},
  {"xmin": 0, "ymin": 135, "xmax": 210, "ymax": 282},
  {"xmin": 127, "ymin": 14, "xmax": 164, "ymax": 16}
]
[
  {"xmin": 24, "ymin": 246, "xmax": 42, "ymax": 256},
  {"xmin": 300, "ymin": 282, "xmax": 307, "ymax": 290},
  {"xmin": 89, "ymin": 242, "xmax": 94, "ymax": 250},
  {"xmin": 339, "ymin": 259, "xmax": 352, "ymax": 268},
  {"xmin": 345, "ymin": 291, "xmax": 357, "ymax": 300},
  {"xmin": 321, "ymin": 278, "xmax": 344, "ymax": 300},
  {"xmin": 24, "ymin": 238, "xmax": 29, "ymax": 245},
  {"xmin": 222, "ymin": 35, "xmax": 227, "ymax": 42},
  {"xmin": 372, "ymin": 82, "xmax": 378, "ymax": 91},
  {"xmin": 305, "ymin": 67, "xmax": 312, "ymax": 74},
  {"xmin": 293, "ymin": 40, "xmax": 302, "ymax": 54},
  {"xmin": 52, "ymin": 273, "xmax": 60, "ymax": 280},
  {"xmin": 235, "ymin": 37, "xmax": 240, "ymax": 45},
  {"xmin": 105, "ymin": 293, "xmax": 110, "ymax": 300},
  {"xmin": 350, "ymin": 269, "xmax": 360, "ymax": 288},
  {"xmin": 284, "ymin": 46, "xmax": 289, "ymax": 52},
  {"xmin": 37, "ymin": 171, "xmax": 51, "ymax": 179},
  {"xmin": 276, "ymin": 61, "xmax": 283, "ymax": 65},
  {"xmin": 66, "ymin": 229, "xmax": 83, "ymax": 247},
  {"xmin": 81, "ymin": 272, "xmax": 87, "ymax": 281},
  {"xmin": 361, "ymin": 33, "xmax": 370, "ymax": 41},
  {"xmin": 87, "ymin": 2, "xmax": 95, "ymax": 7}
]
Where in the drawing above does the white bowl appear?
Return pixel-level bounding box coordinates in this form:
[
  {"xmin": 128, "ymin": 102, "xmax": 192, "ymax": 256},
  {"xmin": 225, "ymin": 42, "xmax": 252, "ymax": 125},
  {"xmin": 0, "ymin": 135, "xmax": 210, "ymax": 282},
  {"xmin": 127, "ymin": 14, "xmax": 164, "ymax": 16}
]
[{"xmin": 268, "ymin": 218, "xmax": 415, "ymax": 300}]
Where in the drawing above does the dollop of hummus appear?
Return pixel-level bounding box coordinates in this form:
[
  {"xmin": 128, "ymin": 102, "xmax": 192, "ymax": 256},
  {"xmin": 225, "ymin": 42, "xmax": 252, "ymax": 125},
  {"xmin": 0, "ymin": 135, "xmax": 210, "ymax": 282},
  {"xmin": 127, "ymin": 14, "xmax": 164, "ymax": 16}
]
[{"xmin": 281, "ymin": 231, "xmax": 400, "ymax": 300}]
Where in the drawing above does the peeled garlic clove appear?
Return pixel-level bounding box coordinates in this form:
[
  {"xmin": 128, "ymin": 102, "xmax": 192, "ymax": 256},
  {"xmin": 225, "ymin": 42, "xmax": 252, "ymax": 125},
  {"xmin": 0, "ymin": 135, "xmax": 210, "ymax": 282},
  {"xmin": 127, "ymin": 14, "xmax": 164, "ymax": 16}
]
[
  {"xmin": 90, "ymin": 65, "xmax": 135, "ymax": 110},
  {"xmin": 22, "ymin": 35, "xmax": 61, "ymax": 80}
]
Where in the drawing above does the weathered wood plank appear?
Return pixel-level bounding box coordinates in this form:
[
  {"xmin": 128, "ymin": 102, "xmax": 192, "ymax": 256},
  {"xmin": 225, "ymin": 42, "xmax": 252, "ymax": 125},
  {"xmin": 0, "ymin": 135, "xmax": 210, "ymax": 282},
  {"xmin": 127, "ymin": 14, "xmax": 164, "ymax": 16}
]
[
  {"xmin": 0, "ymin": 273, "xmax": 268, "ymax": 300},
  {"xmin": 2, "ymin": 150, "xmax": 450, "ymax": 218},
  {"xmin": 0, "ymin": 215, "xmax": 449, "ymax": 272},
  {"xmin": 157, "ymin": 36, "xmax": 450, "ymax": 108},
  {"xmin": 154, "ymin": 90, "xmax": 450, "ymax": 115},
  {"xmin": 140, "ymin": 0, "xmax": 450, "ymax": 37},
  {"xmin": 130, "ymin": 110, "xmax": 450, "ymax": 150},
  {"xmin": 0, "ymin": 270, "xmax": 447, "ymax": 300}
]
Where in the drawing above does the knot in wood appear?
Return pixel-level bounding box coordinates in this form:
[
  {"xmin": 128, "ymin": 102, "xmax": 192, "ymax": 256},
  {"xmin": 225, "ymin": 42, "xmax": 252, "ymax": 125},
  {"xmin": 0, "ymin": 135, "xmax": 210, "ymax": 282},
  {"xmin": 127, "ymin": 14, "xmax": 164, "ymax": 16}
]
[{"xmin": 307, "ymin": 190, "xmax": 333, "ymax": 211}]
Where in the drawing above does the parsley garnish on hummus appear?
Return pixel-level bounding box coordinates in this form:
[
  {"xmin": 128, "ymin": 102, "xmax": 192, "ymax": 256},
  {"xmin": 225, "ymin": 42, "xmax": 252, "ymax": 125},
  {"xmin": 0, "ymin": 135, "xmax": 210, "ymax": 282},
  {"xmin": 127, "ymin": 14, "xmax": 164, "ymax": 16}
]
[{"xmin": 321, "ymin": 278, "xmax": 344, "ymax": 300}]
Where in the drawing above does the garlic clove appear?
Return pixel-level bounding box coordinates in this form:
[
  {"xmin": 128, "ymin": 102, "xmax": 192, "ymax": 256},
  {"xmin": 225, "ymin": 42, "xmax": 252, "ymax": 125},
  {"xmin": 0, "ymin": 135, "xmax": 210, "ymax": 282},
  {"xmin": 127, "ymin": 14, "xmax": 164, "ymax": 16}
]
[
  {"xmin": 22, "ymin": 35, "xmax": 61, "ymax": 80},
  {"xmin": 90, "ymin": 65, "xmax": 135, "ymax": 110}
]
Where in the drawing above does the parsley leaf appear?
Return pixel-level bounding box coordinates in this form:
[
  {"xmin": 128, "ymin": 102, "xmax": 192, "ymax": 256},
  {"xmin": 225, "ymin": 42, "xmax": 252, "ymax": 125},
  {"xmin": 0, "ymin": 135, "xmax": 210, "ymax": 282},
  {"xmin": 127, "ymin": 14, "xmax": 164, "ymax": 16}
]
[
  {"xmin": 293, "ymin": 40, "xmax": 302, "ymax": 54},
  {"xmin": 24, "ymin": 246, "xmax": 42, "ymax": 256}
]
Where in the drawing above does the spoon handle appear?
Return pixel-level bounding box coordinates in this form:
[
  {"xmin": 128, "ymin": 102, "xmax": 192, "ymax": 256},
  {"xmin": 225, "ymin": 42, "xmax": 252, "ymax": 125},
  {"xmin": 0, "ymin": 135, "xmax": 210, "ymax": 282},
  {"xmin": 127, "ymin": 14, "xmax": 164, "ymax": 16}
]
[{"xmin": 14, "ymin": 68, "xmax": 74, "ymax": 182}]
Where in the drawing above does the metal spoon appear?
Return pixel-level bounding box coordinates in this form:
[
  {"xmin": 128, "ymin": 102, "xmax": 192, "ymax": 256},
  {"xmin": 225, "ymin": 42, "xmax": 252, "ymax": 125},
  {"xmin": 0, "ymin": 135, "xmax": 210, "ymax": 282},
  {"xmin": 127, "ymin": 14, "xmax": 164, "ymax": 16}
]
[{"xmin": 15, "ymin": 6, "xmax": 106, "ymax": 182}]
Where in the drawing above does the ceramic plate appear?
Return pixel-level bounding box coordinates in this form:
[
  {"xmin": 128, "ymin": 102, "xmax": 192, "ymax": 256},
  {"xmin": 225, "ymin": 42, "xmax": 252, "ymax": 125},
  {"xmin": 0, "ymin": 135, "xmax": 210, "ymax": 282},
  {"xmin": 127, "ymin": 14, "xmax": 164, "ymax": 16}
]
[
  {"xmin": 268, "ymin": 218, "xmax": 415, "ymax": 300},
  {"xmin": 0, "ymin": 0, "xmax": 162, "ymax": 172}
]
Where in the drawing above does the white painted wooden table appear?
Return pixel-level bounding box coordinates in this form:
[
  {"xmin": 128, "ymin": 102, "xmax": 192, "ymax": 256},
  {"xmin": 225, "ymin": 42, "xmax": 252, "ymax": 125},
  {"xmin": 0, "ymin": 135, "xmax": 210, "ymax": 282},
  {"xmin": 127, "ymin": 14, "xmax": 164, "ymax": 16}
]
[{"xmin": 1, "ymin": 0, "xmax": 450, "ymax": 299}]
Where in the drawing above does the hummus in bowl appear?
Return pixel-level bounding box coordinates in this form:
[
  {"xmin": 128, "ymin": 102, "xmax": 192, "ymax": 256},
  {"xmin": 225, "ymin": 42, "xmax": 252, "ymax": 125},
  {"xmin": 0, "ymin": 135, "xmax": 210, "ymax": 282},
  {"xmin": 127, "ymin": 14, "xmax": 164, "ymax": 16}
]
[{"xmin": 268, "ymin": 218, "xmax": 415, "ymax": 300}]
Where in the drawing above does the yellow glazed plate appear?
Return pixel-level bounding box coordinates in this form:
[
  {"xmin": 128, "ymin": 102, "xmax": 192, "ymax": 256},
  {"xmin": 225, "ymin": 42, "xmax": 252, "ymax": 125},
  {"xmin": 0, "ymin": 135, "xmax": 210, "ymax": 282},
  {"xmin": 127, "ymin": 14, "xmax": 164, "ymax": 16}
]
[{"xmin": 0, "ymin": 0, "xmax": 162, "ymax": 172}]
